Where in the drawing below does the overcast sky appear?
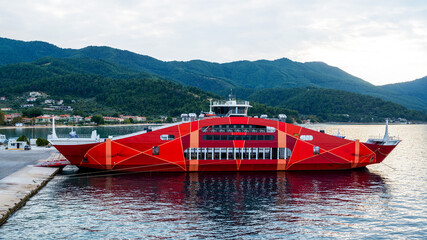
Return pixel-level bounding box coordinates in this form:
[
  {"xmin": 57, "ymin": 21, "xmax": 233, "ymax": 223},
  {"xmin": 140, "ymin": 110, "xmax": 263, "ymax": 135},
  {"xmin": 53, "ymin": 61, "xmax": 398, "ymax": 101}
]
[{"xmin": 1, "ymin": 0, "xmax": 426, "ymax": 85}]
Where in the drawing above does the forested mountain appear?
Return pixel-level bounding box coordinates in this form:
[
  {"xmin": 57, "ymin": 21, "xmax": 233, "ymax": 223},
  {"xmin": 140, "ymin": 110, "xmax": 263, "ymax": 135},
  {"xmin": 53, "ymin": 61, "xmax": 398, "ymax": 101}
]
[
  {"xmin": 0, "ymin": 58, "xmax": 298, "ymax": 119},
  {"xmin": 1, "ymin": 37, "xmax": 426, "ymax": 111},
  {"xmin": 0, "ymin": 38, "xmax": 235, "ymax": 92},
  {"xmin": 379, "ymin": 76, "xmax": 427, "ymax": 109},
  {"xmin": 0, "ymin": 59, "xmax": 212, "ymax": 116},
  {"xmin": 246, "ymin": 88, "xmax": 426, "ymax": 122},
  {"xmin": 0, "ymin": 38, "xmax": 74, "ymax": 65},
  {"xmin": 0, "ymin": 57, "xmax": 425, "ymax": 122}
]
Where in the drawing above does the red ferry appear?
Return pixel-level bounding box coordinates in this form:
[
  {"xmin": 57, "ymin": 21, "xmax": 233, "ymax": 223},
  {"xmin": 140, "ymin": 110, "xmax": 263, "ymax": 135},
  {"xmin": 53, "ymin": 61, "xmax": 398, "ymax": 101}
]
[{"xmin": 49, "ymin": 96, "xmax": 400, "ymax": 172}]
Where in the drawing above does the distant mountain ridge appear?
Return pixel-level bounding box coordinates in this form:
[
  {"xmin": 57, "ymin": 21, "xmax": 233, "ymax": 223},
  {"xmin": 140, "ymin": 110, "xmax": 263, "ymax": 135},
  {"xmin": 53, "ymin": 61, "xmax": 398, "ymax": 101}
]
[
  {"xmin": 379, "ymin": 77, "xmax": 427, "ymax": 105},
  {"xmin": 0, "ymin": 37, "xmax": 426, "ymax": 110}
]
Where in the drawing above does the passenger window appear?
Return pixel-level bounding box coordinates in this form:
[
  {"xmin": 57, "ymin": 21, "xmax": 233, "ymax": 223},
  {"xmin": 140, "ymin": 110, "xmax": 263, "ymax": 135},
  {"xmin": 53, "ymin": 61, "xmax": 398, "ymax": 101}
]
[{"xmin": 301, "ymin": 135, "xmax": 313, "ymax": 141}]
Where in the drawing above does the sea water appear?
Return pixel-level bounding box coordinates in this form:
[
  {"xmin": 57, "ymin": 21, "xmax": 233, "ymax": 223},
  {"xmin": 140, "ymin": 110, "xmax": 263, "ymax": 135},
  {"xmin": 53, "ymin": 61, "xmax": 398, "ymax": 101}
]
[
  {"xmin": 0, "ymin": 124, "xmax": 154, "ymax": 139},
  {"xmin": 0, "ymin": 124, "xmax": 426, "ymax": 239}
]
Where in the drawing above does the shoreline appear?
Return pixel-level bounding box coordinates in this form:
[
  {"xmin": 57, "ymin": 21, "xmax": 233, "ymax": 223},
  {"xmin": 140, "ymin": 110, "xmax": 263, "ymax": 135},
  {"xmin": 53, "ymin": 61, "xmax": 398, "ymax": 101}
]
[
  {"xmin": 0, "ymin": 121, "xmax": 423, "ymax": 131},
  {"xmin": 0, "ymin": 123, "xmax": 164, "ymax": 130}
]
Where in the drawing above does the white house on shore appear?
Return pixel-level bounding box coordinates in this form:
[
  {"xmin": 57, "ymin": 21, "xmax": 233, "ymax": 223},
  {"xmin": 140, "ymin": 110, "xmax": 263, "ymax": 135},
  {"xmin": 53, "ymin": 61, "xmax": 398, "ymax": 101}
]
[{"xmin": 7, "ymin": 138, "xmax": 29, "ymax": 150}]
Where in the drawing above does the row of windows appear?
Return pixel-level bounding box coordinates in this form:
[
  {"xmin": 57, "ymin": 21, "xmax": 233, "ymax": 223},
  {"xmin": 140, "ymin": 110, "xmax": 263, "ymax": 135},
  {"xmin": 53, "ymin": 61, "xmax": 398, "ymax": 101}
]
[
  {"xmin": 184, "ymin": 147, "xmax": 292, "ymax": 160},
  {"xmin": 203, "ymin": 129, "xmax": 271, "ymax": 133},
  {"xmin": 201, "ymin": 124, "xmax": 276, "ymax": 133},
  {"xmin": 160, "ymin": 133, "xmax": 312, "ymax": 142},
  {"xmin": 202, "ymin": 135, "xmax": 275, "ymax": 141}
]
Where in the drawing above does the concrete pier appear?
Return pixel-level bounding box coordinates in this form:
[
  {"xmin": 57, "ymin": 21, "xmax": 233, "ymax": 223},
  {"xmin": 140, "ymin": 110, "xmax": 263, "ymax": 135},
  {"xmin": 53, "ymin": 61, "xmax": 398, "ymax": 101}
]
[
  {"xmin": 0, "ymin": 149, "xmax": 61, "ymax": 225},
  {"xmin": 0, "ymin": 148, "xmax": 56, "ymax": 180}
]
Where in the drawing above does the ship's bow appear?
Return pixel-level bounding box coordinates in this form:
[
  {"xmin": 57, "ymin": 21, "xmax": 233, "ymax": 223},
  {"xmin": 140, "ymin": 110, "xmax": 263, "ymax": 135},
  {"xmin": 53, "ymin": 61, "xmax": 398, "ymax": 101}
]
[{"xmin": 364, "ymin": 141, "xmax": 400, "ymax": 163}]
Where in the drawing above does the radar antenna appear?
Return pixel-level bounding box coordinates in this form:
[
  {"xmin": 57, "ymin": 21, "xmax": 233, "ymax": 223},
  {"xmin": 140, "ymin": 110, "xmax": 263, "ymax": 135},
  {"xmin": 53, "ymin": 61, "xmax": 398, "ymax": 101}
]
[{"xmin": 228, "ymin": 89, "xmax": 235, "ymax": 100}]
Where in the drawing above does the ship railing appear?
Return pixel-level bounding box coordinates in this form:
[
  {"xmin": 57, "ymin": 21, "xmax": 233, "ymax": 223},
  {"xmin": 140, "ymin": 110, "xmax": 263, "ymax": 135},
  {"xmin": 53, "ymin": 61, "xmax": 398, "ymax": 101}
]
[
  {"xmin": 212, "ymin": 100, "xmax": 250, "ymax": 106},
  {"xmin": 259, "ymin": 117, "xmax": 288, "ymax": 122},
  {"xmin": 368, "ymin": 135, "xmax": 399, "ymax": 141},
  {"xmin": 55, "ymin": 134, "xmax": 94, "ymax": 139},
  {"xmin": 389, "ymin": 136, "xmax": 399, "ymax": 141}
]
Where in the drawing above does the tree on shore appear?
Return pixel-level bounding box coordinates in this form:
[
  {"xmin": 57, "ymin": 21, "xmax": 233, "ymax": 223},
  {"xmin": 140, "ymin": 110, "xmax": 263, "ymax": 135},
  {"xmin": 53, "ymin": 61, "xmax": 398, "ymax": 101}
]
[
  {"xmin": 17, "ymin": 134, "xmax": 30, "ymax": 145},
  {"xmin": 91, "ymin": 115, "xmax": 104, "ymax": 125},
  {"xmin": 10, "ymin": 116, "xmax": 23, "ymax": 125},
  {"xmin": 36, "ymin": 137, "xmax": 49, "ymax": 146},
  {"xmin": 0, "ymin": 111, "xmax": 5, "ymax": 125},
  {"xmin": 23, "ymin": 108, "xmax": 43, "ymax": 118}
]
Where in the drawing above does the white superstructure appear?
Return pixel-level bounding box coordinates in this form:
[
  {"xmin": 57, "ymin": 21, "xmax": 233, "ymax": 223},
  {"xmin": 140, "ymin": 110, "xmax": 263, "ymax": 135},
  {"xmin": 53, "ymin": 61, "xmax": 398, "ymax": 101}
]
[{"xmin": 211, "ymin": 92, "xmax": 252, "ymax": 117}]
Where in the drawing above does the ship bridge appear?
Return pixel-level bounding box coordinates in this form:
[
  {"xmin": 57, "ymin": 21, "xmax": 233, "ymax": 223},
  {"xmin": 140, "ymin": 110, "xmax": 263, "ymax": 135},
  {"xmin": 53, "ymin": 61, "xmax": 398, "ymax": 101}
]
[{"xmin": 211, "ymin": 92, "xmax": 252, "ymax": 117}]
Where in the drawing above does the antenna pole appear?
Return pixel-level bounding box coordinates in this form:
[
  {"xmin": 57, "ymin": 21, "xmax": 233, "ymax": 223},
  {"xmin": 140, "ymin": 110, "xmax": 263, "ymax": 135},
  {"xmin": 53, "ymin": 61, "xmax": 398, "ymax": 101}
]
[
  {"xmin": 51, "ymin": 116, "xmax": 58, "ymax": 139},
  {"xmin": 229, "ymin": 89, "xmax": 234, "ymax": 100},
  {"xmin": 383, "ymin": 118, "xmax": 389, "ymax": 141},
  {"xmin": 208, "ymin": 98, "xmax": 213, "ymax": 113}
]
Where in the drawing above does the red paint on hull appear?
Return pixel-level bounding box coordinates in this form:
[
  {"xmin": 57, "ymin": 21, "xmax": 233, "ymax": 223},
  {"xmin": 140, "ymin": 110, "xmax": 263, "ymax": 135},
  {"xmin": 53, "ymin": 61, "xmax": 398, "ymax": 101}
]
[
  {"xmin": 364, "ymin": 143, "xmax": 399, "ymax": 163},
  {"xmin": 53, "ymin": 117, "xmax": 399, "ymax": 172}
]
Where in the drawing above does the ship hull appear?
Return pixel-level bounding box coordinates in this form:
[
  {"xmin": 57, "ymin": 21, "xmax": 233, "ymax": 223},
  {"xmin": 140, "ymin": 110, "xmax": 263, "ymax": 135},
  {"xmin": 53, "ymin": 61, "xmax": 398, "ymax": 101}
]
[{"xmin": 52, "ymin": 117, "xmax": 399, "ymax": 172}]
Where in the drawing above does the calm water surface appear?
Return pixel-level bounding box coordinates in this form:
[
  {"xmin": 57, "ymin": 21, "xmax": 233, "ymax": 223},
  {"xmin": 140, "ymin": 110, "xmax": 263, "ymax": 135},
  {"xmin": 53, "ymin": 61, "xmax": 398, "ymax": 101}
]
[
  {"xmin": 0, "ymin": 124, "xmax": 426, "ymax": 239},
  {"xmin": 0, "ymin": 124, "xmax": 156, "ymax": 139}
]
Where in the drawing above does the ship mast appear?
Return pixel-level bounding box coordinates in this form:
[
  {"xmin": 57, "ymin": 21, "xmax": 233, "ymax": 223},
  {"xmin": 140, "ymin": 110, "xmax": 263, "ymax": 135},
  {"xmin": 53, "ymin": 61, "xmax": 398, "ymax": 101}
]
[
  {"xmin": 51, "ymin": 116, "xmax": 58, "ymax": 139},
  {"xmin": 208, "ymin": 98, "xmax": 214, "ymax": 114},
  {"xmin": 229, "ymin": 89, "xmax": 235, "ymax": 100},
  {"xmin": 383, "ymin": 118, "xmax": 389, "ymax": 142}
]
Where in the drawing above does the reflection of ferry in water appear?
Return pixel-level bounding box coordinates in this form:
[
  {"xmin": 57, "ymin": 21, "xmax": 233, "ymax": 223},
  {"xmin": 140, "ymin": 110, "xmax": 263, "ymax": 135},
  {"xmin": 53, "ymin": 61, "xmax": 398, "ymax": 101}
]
[
  {"xmin": 49, "ymin": 94, "xmax": 400, "ymax": 172},
  {"xmin": 60, "ymin": 169, "xmax": 387, "ymax": 216}
]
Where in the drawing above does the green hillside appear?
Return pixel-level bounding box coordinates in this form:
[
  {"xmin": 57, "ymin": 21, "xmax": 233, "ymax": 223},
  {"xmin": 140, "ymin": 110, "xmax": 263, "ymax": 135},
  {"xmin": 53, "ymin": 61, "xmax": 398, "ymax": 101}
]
[
  {"xmin": 0, "ymin": 59, "xmax": 212, "ymax": 116},
  {"xmin": 0, "ymin": 57, "xmax": 425, "ymax": 122},
  {"xmin": 0, "ymin": 38, "xmax": 74, "ymax": 65},
  {"xmin": 379, "ymin": 76, "xmax": 427, "ymax": 108},
  {"xmin": 247, "ymin": 88, "xmax": 427, "ymax": 122},
  {"xmin": 1, "ymin": 37, "xmax": 426, "ymax": 110},
  {"xmin": 0, "ymin": 58, "xmax": 298, "ymax": 119},
  {"xmin": 74, "ymin": 46, "xmax": 237, "ymax": 92}
]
